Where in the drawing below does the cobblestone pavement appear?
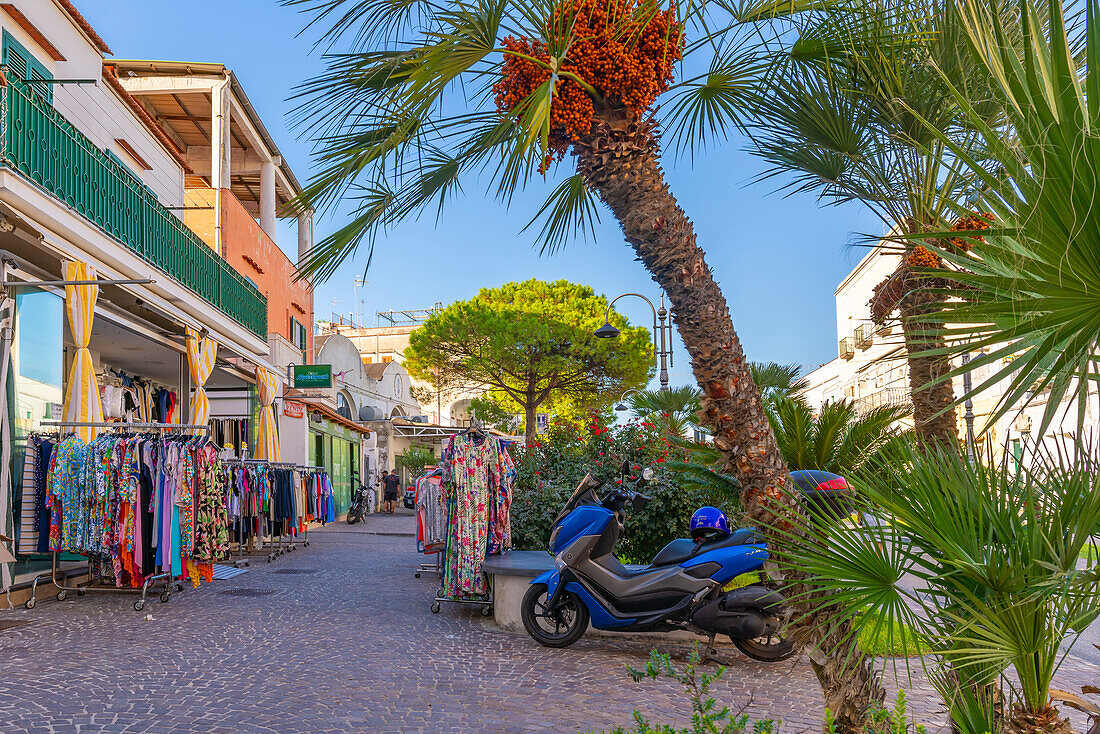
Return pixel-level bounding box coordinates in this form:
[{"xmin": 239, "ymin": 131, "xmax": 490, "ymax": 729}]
[{"xmin": 1, "ymin": 513, "xmax": 1098, "ymax": 734}]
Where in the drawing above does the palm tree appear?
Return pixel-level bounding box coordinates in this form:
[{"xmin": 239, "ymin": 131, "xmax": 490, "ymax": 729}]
[
  {"xmin": 736, "ymin": 0, "xmax": 1001, "ymax": 448},
  {"xmin": 285, "ymin": 0, "xmax": 793, "ymax": 522},
  {"xmin": 628, "ymin": 386, "xmax": 700, "ymax": 437},
  {"xmin": 768, "ymin": 397, "xmax": 910, "ymax": 478},
  {"xmin": 749, "ymin": 361, "xmax": 808, "ymax": 403},
  {"xmin": 667, "ymin": 396, "xmax": 910, "ymax": 505},
  {"xmin": 782, "ymin": 442, "xmax": 1100, "ymax": 734},
  {"xmin": 284, "ymin": 0, "xmax": 880, "ymax": 726},
  {"xmin": 916, "ymin": 0, "xmax": 1100, "ymax": 444}
]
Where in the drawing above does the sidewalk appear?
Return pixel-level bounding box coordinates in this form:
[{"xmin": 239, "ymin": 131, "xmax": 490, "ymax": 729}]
[{"xmin": 0, "ymin": 512, "xmax": 1096, "ymax": 733}]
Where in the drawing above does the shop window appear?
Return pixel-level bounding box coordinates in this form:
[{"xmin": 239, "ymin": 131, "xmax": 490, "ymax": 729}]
[{"xmin": 2, "ymin": 30, "xmax": 52, "ymax": 102}]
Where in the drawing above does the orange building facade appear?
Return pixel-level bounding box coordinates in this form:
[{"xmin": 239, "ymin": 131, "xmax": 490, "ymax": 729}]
[
  {"xmin": 115, "ymin": 60, "xmax": 316, "ymax": 368},
  {"xmin": 184, "ymin": 184, "xmax": 313, "ymax": 362}
]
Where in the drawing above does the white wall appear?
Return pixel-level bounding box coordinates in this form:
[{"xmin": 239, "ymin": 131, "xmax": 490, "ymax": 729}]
[{"xmin": 0, "ymin": 2, "xmax": 185, "ymax": 206}]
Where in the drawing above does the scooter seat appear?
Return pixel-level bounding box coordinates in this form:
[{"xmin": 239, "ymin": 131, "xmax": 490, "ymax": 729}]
[{"xmin": 650, "ymin": 528, "xmax": 762, "ymax": 567}]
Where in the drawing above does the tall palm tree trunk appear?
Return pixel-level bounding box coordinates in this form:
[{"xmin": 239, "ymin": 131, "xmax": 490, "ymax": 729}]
[
  {"xmin": 900, "ymin": 288, "xmax": 958, "ymax": 448},
  {"xmin": 575, "ymin": 111, "xmax": 885, "ymax": 732}
]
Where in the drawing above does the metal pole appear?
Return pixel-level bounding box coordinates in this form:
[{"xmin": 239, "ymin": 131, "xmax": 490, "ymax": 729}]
[
  {"xmin": 962, "ymin": 351, "xmax": 977, "ymax": 464},
  {"xmin": 656, "ymin": 299, "xmax": 669, "ymax": 392}
]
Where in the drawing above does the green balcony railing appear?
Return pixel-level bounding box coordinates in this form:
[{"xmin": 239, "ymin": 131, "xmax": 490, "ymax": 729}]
[{"xmin": 0, "ymin": 74, "xmax": 267, "ymax": 338}]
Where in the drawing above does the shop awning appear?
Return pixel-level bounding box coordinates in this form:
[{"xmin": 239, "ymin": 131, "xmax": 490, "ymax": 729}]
[{"xmin": 302, "ymin": 401, "xmax": 372, "ymax": 436}]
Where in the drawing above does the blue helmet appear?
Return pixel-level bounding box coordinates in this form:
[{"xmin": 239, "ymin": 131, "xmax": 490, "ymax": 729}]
[{"xmin": 690, "ymin": 506, "xmax": 730, "ymax": 541}]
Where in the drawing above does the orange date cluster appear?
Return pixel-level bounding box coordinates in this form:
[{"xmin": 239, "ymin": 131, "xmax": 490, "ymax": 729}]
[
  {"xmin": 493, "ymin": 0, "xmax": 683, "ymax": 170},
  {"xmin": 905, "ymin": 212, "xmax": 995, "ymax": 268}
]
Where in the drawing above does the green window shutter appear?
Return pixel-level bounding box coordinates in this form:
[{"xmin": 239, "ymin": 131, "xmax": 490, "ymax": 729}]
[{"xmin": 3, "ymin": 30, "xmax": 52, "ymax": 103}]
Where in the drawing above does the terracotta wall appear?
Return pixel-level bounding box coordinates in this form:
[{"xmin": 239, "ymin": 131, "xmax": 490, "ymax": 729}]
[{"xmin": 184, "ymin": 185, "xmax": 314, "ymax": 360}]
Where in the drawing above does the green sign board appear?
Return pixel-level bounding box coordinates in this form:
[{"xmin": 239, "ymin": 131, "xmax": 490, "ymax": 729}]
[{"xmin": 293, "ymin": 364, "xmax": 333, "ymax": 389}]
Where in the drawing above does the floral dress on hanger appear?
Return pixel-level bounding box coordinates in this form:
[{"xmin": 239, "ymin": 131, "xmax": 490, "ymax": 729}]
[{"xmin": 440, "ymin": 433, "xmax": 516, "ymax": 599}]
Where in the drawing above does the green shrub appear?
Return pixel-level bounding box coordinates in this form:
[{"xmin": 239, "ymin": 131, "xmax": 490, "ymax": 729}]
[
  {"xmin": 589, "ymin": 646, "xmax": 926, "ymax": 734},
  {"xmin": 511, "ymin": 415, "xmax": 734, "ymax": 561}
]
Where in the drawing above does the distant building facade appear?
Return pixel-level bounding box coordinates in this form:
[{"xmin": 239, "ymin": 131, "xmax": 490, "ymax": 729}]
[{"xmin": 802, "ymin": 242, "xmax": 1098, "ymax": 468}]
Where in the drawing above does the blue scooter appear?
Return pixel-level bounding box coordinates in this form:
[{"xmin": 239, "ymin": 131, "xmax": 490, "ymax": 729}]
[{"xmin": 522, "ymin": 464, "xmax": 847, "ymax": 660}]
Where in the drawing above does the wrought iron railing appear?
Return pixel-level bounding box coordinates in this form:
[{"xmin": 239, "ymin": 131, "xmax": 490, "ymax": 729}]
[{"xmin": 0, "ymin": 73, "xmax": 267, "ymax": 337}]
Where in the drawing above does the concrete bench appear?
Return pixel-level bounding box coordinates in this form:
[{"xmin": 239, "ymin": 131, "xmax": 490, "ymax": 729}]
[{"xmin": 482, "ymin": 551, "xmax": 555, "ymax": 633}]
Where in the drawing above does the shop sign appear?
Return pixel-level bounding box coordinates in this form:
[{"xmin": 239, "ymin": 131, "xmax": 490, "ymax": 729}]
[
  {"xmin": 283, "ymin": 401, "xmax": 305, "ymax": 419},
  {"xmin": 292, "ymin": 364, "xmax": 333, "ymax": 389}
]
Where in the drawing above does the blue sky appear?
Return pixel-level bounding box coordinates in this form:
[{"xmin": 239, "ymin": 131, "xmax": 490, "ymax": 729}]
[{"xmin": 83, "ymin": 0, "xmax": 882, "ymax": 389}]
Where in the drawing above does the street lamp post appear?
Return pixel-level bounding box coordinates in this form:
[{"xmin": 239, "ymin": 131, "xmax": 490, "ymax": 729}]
[
  {"xmin": 961, "ymin": 351, "xmax": 977, "ymax": 464},
  {"xmin": 594, "ymin": 293, "xmax": 673, "ymax": 392}
]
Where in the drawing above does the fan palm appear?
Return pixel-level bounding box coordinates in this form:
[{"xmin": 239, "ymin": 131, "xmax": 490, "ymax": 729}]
[
  {"xmin": 628, "ymin": 386, "xmax": 701, "ymax": 437},
  {"xmin": 778, "ymin": 442, "xmax": 1100, "ymax": 734},
  {"xmin": 912, "ymin": 0, "xmax": 1100, "ymax": 444},
  {"xmin": 735, "ymin": 0, "xmax": 1004, "ymax": 447},
  {"xmin": 667, "ymin": 396, "xmax": 910, "ymax": 502},
  {"xmin": 749, "ymin": 361, "xmax": 809, "ymax": 403}
]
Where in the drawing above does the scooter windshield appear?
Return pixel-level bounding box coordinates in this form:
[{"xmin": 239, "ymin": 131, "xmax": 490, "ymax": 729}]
[{"xmin": 553, "ymin": 473, "xmax": 603, "ymax": 525}]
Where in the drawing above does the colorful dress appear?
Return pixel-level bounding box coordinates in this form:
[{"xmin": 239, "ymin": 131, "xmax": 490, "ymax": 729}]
[{"xmin": 440, "ymin": 434, "xmax": 516, "ymax": 599}]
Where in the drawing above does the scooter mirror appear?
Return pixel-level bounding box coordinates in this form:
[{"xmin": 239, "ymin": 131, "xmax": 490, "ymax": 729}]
[{"xmin": 642, "ymin": 467, "xmax": 656, "ymax": 481}]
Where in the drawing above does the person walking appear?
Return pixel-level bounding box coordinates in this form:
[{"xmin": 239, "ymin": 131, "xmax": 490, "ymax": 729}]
[{"xmin": 382, "ymin": 470, "xmax": 401, "ymax": 515}]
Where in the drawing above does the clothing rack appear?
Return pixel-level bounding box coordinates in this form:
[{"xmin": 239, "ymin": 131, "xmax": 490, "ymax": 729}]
[
  {"xmin": 221, "ymin": 459, "xmax": 275, "ymax": 565},
  {"xmin": 220, "ymin": 461, "xmax": 319, "ymax": 563},
  {"xmin": 25, "ymin": 421, "xmax": 210, "ymax": 611}
]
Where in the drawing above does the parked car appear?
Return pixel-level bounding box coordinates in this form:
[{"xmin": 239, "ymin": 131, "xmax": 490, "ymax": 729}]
[{"xmin": 403, "ymin": 485, "xmax": 417, "ymax": 509}]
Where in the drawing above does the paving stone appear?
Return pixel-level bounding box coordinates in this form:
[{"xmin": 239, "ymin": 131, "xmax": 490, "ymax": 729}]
[{"xmin": 1, "ymin": 511, "xmax": 1098, "ymax": 733}]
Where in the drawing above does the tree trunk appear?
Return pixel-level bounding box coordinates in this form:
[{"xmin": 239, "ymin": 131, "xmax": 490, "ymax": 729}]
[
  {"xmin": 574, "ymin": 111, "xmax": 885, "ymax": 732},
  {"xmin": 899, "ymin": 288, "xmax": 959, "ymax": 448},
  {"xmin": 523, "ymin": 402, "xmax": 538, "ymax": 445}
]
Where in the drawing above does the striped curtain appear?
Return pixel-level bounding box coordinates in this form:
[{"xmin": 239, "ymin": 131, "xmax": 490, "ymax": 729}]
[
  {"xmin": 254, "ymin": 367, "xmax": 281, "ymax": 461},
  {"xmin": 62, "ymin": 261, "xmax": 103, "ymax": 443},
  {"xmin": 0, "ymin": 295, "xmax": 16, "ymax": 590},
  {"xmin": 186, "ymin": 327, "xmax": 217, "ymax": 434}
]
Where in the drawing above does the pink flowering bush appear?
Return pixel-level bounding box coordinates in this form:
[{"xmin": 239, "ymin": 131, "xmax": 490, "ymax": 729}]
[{"xmin": 511, "ymin": 414, "xmax": 731, "ymax": 563}]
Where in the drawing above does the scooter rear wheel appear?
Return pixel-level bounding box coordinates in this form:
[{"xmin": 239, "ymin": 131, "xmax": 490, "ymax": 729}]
[
  {"xmin": 733, "ymin": 626, "xmax": 795, "ymax": 662},
  {"xmin": 521, "ymin": 583, "xmax": 589, "ymax": 648}
]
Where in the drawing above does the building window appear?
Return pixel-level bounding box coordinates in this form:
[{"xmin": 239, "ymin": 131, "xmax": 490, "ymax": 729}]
[
  {"xmin": 336, "ymin": 391, "xmax": 354, "ymax": 420},
  {"xmin": 2, "ymin": 30, "xmax": 52, "ymax": 102},
  {"xmin": 381, "ymin": 356, "xmax": 393, "ymax": 363},
  {"xmin": 290, "ymin": 317, "xmax": 308, "ymax": 351}
]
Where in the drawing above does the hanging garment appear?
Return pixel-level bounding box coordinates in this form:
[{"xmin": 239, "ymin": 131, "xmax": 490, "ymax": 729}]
[
  {"xmin": 439, "ymin": 433, "xmax": 516, "ymax": 600},
  {"xmin": 416, "ymin": 471, "xmax": 447, "ymax": 553}
]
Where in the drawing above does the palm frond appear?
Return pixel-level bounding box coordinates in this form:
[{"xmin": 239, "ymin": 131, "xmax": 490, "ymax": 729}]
[{"xmin": 523, "ymin": 175, "xmax": 603, "ymax": 255}]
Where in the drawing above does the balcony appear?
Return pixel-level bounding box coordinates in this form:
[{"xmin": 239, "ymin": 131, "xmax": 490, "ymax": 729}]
[
  {"xmin": 854, "ymin": 324, "xmax": 872, "ymax": 349},
  {"xmin": 839, "ymin": 336, "xmax": 855, "ymax": 360},
  {"xmin": 0, "ymin": 75, "xmax": 267, "ymax": 338},
  {"xmin": 857, "ymin": 387, "xmax": 911, "ymax": 415}
]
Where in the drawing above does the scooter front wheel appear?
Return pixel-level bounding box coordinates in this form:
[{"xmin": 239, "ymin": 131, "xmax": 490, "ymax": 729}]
[{"xmin": 521, "ymin": 583, "xmax": 589, "ymax": 649}]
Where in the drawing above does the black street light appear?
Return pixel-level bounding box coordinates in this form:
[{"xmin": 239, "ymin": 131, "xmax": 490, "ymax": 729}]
[
  {"xmin": 615, "ymin": 388, "xmax": 644, "ymax": 412},
  {"xmin": 595, "ymin": 292, "xmax": 673, "ymax": 391}
]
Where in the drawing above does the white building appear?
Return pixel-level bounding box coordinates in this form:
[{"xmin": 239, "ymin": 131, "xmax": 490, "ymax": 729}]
[{"xmin": 802, "ymin": 243, "xmax": 1098, "ymax": 468}]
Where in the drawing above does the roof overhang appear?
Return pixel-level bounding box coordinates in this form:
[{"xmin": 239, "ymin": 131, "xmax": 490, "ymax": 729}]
[{"xmin": 108, "ymin": 60, "xmax": 302, "ymax": 212}]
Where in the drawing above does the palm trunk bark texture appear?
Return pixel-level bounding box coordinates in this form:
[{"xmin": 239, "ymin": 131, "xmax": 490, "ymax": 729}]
[{"xmin": 573, "ymin": 110, "xmax": 885, "ymax": 732}]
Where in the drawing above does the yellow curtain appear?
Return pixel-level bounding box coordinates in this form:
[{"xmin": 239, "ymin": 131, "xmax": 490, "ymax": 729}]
[
  {"xmin": 186, "ymin": 327, "xmax": 217, "ymax": 434},
  {"xmin": 254, "ymin": 367, "xmax": 281, "ymax": 461},
  {"xmin": 62, "ymin": 261, "xmax": 103, "ymax": 443}
]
